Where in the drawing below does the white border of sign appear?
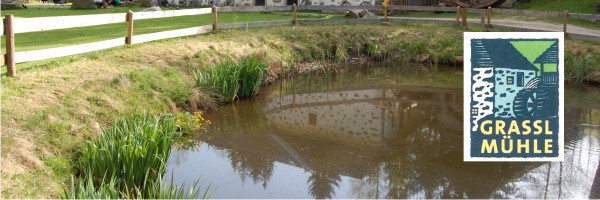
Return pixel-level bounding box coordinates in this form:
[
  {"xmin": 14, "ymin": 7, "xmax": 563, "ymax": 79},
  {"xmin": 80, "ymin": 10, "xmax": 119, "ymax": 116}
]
[{"xmin": 463, "ymin": 32, "xmax": 565, "ymax": 162}]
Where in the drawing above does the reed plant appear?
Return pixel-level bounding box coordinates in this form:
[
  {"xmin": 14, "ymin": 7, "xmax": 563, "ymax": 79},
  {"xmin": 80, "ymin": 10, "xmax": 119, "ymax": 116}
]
[
  {"xmin": 566, "ymin": 53, "xmax": 591, "ymax": 82},
  {"xmin": 196, "ymin": 56, "xmax": 269, "ymax": 103},
  {"xmin": 67, "ymin": 113, "xmax": 206, "ymax": 199}
]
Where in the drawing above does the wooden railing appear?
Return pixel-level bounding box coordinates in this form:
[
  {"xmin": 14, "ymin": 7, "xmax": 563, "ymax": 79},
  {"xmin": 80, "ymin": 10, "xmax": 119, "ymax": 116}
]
[{"xmin": 2, "ymin": 5, "xmax": 599, "ymax": 77}]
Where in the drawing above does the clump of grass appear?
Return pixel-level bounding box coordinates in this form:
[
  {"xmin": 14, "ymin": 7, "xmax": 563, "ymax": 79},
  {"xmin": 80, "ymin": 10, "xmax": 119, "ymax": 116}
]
[
  {"xmin": 566, "ymin": 53, "xmax": 591, "ymax": 82},
  {"xmin": 237, "ymin": 57, "xmax": 269, "ymax": 98},
  {"xmin": 67, "ymin": 113, "xmax": 206, "ymax": 199},
  {"xmin": 196, "ymin": 56, "xmax": 269, "ymax": 103}
]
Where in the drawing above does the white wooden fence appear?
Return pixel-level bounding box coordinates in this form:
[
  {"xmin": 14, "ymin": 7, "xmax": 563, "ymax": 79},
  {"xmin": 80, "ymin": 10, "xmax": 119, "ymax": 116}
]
[{"xmin": 1, "ymin": 5, "xmax": 599, "ymax": 77}]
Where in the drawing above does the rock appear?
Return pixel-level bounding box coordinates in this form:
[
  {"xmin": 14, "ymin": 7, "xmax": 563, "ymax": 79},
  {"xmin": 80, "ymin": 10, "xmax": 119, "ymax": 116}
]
[
  {"xmin": 345, "ymin": 9, "xmax": 361, "ymax": 18},
  {"xmin": 359, "ymin": 10, "xmax": 376, "ymax": 18},
  {"xmin": 141, "ymin": 6, "xmax": 161, "ymax": 11},
  {"xmin": 345, "ymin": 9, "xmax": 376, "ymax": 18},
  {"xmin": 1, "ymin": 0, "xmax": 26, "ymax": 10},
  {"xmin": 71, "ymin": 0, "xmax": 96, "ymax": 9}
]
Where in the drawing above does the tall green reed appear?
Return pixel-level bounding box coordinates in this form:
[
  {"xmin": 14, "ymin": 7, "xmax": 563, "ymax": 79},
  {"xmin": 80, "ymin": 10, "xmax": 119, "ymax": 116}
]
[
  {"xmin": 196, "ymin": 56, "xmax": 269, "ymax": 103},
  {"xmin": 67, "ymin": 113, "xmax": 206, "ymax": 199},
  {"xmin": 566, "ymin": 53, "xmax": 590, "ymax": 82}
]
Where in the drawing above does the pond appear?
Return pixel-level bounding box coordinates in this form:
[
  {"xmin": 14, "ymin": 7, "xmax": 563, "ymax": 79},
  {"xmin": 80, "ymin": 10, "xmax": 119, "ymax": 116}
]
[{"xmin": 165, "ymin": 66, "xmax": 600, "ymax": 199}]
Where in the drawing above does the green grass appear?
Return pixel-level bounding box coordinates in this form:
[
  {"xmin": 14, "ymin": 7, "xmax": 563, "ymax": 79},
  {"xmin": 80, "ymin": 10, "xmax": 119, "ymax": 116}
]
[
  {"xmin": 0, "ymin": 11, "xmax": 338, "ymax": 52},
  {"xmin": 512, "ymin": 0, "xmax": 599, "ymax": 14},
  {"xmin": 196, "ymin": 56, "xmax": 269, "ymax": 103},
  {"xmin": 2, "ymin": 5, "xmax": 152, "ymax": 17},
  {"xmin": 69, "ymin": 113, "xmax": 206, "ymax": 199}
]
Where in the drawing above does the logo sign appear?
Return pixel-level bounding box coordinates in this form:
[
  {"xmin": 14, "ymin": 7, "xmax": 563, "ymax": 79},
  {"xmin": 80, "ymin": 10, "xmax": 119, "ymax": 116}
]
[{"xmin": 464, "ymin": 32, "xmax": 564, "ymax": 161}]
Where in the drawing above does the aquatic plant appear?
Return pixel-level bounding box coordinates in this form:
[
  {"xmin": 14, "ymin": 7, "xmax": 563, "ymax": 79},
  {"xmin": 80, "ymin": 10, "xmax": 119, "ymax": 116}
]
[
  {"xmin": 196, "ymin": 56, "xmax": 269, "ymax": 103},
  {"xmin": 176, "ymin": 111, "xmax": 212, "ymax": 135},
  {"xmin": 68, "ymin": 113, "xmax": 206, "ymax": 199},
  {"xmin": 64, "ymin": 173, "xmax": 207, "ymax": 199},
  {"xmin": 237, "ymin": 57, "xmax": 269, "ymax": 98},
  {"xmin": 566, "ymin": 53, "xmax": 591, "ymax": 82}
]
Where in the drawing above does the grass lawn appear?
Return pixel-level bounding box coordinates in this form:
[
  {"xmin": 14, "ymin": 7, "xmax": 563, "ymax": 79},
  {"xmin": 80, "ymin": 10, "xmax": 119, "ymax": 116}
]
[
  {"xmin": 0, "ymin": 10, "xmax": 339, "ymax": 52},
  {"xmin": 1, "ymin": 5, "xmax": 195, "ymax": 17},
  {"xmin": 512, "ymin": 0, "xmax": 599, "ymax": 14}
]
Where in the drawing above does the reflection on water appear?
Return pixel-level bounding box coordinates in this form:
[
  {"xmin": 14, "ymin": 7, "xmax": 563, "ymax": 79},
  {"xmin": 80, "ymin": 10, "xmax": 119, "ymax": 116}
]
[{"xmin": 165, "ymin": 67, "xmax": 600, "ymax": 199}]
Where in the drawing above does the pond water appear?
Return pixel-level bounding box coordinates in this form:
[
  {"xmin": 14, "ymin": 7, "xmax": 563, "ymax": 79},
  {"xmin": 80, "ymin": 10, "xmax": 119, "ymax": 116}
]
[{"xmin": 165, "ymin": 66, "xmax": 600, "ymax": 199}]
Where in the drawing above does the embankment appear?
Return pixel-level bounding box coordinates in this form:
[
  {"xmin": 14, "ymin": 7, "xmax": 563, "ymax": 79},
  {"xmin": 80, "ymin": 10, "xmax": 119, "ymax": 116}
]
[{"xmin": 1, "ymin": 23, "xmax": 599, "ymax": 198}]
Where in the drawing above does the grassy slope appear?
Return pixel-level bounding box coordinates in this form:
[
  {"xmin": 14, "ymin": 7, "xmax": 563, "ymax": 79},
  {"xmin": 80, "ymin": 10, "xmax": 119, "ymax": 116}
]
[
  {"xmin": 0, "ymin": 10, "xmax": 337, "ymax": 51},
  {"xmin": 512, "ymin": 0, "xmax": 598, "ymax": 14},
  {"xmin": 1, "ymin": 23, "xmax": 599, "ymax": 198}
]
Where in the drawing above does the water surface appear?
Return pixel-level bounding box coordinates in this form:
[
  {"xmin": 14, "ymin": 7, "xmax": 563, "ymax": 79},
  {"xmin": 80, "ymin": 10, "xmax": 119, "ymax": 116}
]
[{"xmin": 166, "ymin": 66, "xmax": 600, "ymax": 199}]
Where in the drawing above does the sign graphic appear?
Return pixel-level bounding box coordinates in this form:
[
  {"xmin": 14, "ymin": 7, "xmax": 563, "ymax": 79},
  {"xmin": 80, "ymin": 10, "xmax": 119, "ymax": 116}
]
[{"xmin": 464, "ymin": 32, "xmax": 564, "ymax": 161}]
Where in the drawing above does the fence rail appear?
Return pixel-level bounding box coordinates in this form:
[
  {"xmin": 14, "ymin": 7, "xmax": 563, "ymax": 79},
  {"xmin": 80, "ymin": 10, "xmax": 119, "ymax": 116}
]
[{"xmin": 2, "ymin": 5, "xmax": 600, "ymax": 77}]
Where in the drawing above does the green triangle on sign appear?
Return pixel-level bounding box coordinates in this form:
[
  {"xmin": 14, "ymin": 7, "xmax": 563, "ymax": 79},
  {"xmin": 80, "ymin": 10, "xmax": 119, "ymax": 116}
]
[{"xmin": 510, "ymin": 41, "xmax": 555, "ymax": 65}]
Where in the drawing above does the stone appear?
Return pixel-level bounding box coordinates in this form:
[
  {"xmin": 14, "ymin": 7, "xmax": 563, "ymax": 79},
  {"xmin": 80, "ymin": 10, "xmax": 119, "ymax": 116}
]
[
  {"xmin": 345, "ymin": 9, "xmax": 361, "ymax": 18},
  {"xmin": 71, "ymin": 0, "xmax": 96, "ymax": 9},
  {"xmin": 359, "ymin": 9, "xmax": 376, "ymax": 18},
  {"xmin": 345, "ymin": 9, "xmax": 376, "ymax": 18},
  {"xmin": 141, "ymin": 5, "xmax": 162, "ymax": 11}
]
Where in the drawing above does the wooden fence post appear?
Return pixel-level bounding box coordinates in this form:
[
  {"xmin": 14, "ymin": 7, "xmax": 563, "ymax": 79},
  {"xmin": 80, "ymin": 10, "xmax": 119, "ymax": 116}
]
[
  {"xmin": 480, "ymin": 9, "xmax": 486, "ymax": 31},
  {"xmin": 212, "ymin": 5, "xmax": 218, "ymax": 31},
  {"xmin": 563, "ymin": 10, "xmax": 568, "ymax": 37},
  {"xmin": 487, "ymin": 6, "xmax": 491, "ymax": 30},
  {"xmin": 462, "ymin": 7, "xmax": 467, "ymax": 28},
  {"xmin": 292, "ymin": 4, "xmax": 297, "ymax": 26},
  {"xmin": 4, "ymin": 14, "xmax": 16, "ymax": 77},
  {"xmin": 456, "ymin": 6, "xmax": 460, "ymax": 28},
  {"xmin": 384, "ymin": 6, "xmax": 388, "ymax": 22},
  {"xmin": 126, "ymin": 10, "xmax": 134, "ymax": 45}
]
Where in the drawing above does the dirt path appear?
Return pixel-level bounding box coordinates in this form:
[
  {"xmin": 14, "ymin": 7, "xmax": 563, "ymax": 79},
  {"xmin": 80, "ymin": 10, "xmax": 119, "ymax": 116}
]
[{"xmin": 391, "ymin": 16, "xmax": 600, "ymax": 41}]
